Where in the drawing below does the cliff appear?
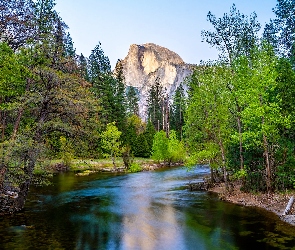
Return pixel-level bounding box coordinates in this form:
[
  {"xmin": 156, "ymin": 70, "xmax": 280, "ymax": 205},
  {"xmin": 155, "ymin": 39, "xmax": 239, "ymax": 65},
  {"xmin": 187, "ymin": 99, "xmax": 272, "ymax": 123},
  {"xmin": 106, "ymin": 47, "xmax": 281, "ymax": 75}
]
[{"xmin": 121, "ymin": 43, "xmax": 193, "ymax": 119}]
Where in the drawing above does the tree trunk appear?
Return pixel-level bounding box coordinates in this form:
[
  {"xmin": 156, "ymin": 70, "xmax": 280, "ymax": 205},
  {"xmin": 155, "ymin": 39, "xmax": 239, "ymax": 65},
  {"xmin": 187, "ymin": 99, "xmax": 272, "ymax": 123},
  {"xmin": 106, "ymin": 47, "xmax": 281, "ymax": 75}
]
[
  {"xmin": 0, "ymin": 156, "xmax": 36, "ymax": 214},
  {"xmin": 284, "ymin": 196, "xmax": 294, "ymax": 215},
  {"xmin": 1, "ymin": 111, "xmax": 6, "ymax": 141},
  {"xmin": 219, "ymin": 136, "xmax": 228, "ymax": 191},
  {"xmin": 237, "ymin": 115, "xmax": 244, "ymax": 170},
  {"xmin": 260, "ymin": 95, "xmax": 271, "ymax": 193},
  {"xmin": 11, "ymin": 78, "xmax": 32, "ymax": 140},
  {"xmin": 11, "ymin": 107, "xmax": 24, "ymax": 140},
  {"xmin": 162, "ymin": 102, "xmax": 165, "ymax": 131},
  {"xmin": 0, "ymin": 99, "xmax": 46, "ymax": 214},
  {"xmin": 0, "ymin": 165, "xmax": 6, "ymax": 193},
  {"xmin": 210, "ymin": 160, "xmax": 214, "ymax": 182},
  {"xmin": 227, "ymin": 86, "xmax": 244, "ymax": 170},
  {"xmin": 263, "ymin": 133, "xmax": 272, "ymax": 192},
  {"xmin": 112, "ymin": 153, "xmax": 116, "ymax": 169}
]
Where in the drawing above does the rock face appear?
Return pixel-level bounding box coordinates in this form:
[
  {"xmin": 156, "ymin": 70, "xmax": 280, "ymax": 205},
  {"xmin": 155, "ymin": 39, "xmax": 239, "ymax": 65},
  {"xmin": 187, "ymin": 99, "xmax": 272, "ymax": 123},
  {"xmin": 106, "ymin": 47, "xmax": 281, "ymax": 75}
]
[{"xmin": 121, "ymin": 43, "xmax": 193, "ymax": 119}]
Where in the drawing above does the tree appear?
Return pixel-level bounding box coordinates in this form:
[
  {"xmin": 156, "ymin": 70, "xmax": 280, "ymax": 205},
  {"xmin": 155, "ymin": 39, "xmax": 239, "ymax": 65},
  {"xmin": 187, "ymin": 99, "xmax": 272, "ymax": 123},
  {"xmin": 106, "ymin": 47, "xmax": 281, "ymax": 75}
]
[
  {"xmin": 0, "ymin": 0, "xmax": 104, "ymax": 214},
  {"xmin": 185, "ymin": 63, "xmax": 231, "ymax": 188},
  {"xmin": 167, "ymin": 130, "xmax": 186, "ymax": 164},
  {"xmin": 0, "ymin": 0, "xmax": 35, "ymax": 50},
  {"xmin": 151, "ymin": 131, "xmax": 168, "ymax": 162},
  {"xmin": 77, "ymin": 53, "xmax": 89, "ymax": 81},
  {"xmin": 238, "ymin": 44, "xmax": 286, "ymax": 192},
  {"xmin": 264, "ymin": 0, "xmax": 295, "ymax": 64},
  {"xmin": 143, "ymin": 119, "xmax": 156, "ymax": 157},
  {"xmin": 170, "ymin": 84, "xmax": 186, "ymax": 140},
  {"xmin": 201, "ymin": 4, "xmax": 261, "ymax": 65},
  {"xmin": 88, "ymin": 42, "xmax": 111, "ymax": 80},
  {"xmin": 101, "ymin": 122, "xmax": 122, "ymax": 168},
  {"xmin": 113, "ymin": 59, "xmax": 127, "ymax": 131},
  {"xmin": 151, "ymin": 130, "xmax": 185, "ymax": 164},
  {"xmin": 126, "ymin": 86, "xmax": 139, "ymax": 116},
  {"xmin": 201, "ymin": 5, "xmax": 261, "ymax": 171},
  {"xmin": 89, "ymin": 44, "xmax": 127, "ymax": 129},
  {"xmin": 147, "ymin": 78, "xmax": 166, "ymax": 131},
  {"xmin": 0, "ymin": 43, "xmax": 27, "ymax": 141}
]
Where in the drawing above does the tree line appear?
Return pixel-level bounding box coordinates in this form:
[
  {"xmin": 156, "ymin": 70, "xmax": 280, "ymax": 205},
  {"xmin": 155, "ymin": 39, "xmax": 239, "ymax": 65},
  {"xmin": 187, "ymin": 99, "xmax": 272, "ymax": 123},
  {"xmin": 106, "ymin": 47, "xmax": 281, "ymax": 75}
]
[
  {"xmin": 0, "ymin": 0, "xmax": 178, "ymax": 213},
  {"xmin": 185, "ymin": 1, "xmax": 295, "ymax": 193},
  {"xmin": 1, "ymin": 0, "xmax": 294, "ymax": 214}
]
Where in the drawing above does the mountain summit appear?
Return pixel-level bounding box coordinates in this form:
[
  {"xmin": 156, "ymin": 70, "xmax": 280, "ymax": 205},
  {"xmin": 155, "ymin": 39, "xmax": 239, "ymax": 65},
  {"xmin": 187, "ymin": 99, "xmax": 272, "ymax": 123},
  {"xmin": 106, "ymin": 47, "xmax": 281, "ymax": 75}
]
[{"xmin": 121, "ymin": 43, "xmax": 193, "ymax": 118}]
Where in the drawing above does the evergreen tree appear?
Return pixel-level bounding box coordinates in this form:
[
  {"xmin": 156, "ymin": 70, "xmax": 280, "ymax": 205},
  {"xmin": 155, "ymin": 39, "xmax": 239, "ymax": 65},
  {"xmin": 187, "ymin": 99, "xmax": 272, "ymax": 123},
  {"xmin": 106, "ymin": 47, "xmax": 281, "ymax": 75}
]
[
  {"xmin": 147, "ymin": 78, "xmax": 164, "ymax": 131},
  {"xmin": 113, "ymin": 59, "xmax": 127, "ymax": 131},
  {"xmin": 77, "ymin": 53, "xmax": 89, "ymax": 81},
  {"xmin": 126, "ymin": 86, "xmax": 139, "ymax": 116},
  {"xmin": 143, "ymin": 119, "xmax": 156, "ymax": 156},
  {"xmin": 64, "ymin": 32, "xmax": 76, "ymax": 58},
  {"xmin": 170, "ymin": 84, "xmax": 186, "ymax": 140},
  {"xmin": 88, "ymin": 42, "xmax": 111, "ymax": 80},
  {"xmin": 88, "ymin": 42, "xmax": 114, "ymax": 125}
]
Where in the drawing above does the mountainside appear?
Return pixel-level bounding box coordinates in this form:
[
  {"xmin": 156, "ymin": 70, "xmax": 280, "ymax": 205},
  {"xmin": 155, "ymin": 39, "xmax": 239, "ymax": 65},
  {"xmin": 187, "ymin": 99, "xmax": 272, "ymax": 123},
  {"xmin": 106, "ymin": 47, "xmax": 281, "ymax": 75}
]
[{"xmin": 121, "ymin": 43, "xmax": 193, "ymax": 119}]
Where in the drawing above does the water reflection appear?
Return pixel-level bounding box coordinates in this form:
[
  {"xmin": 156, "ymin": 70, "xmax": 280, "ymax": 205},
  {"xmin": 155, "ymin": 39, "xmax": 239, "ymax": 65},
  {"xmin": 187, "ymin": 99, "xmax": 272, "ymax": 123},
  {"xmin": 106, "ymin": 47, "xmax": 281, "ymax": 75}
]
[{"xmin": 1, "ymin": 167, "xmax": 295, "ymax": 249}]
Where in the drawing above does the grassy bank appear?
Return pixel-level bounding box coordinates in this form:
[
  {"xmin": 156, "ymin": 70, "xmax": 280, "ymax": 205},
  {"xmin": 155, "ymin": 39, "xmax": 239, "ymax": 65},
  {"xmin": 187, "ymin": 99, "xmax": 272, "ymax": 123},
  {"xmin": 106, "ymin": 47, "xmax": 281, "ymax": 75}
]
[{"xmin": 34, "ymin": 157, "xmax": 177, "ymax": 175}]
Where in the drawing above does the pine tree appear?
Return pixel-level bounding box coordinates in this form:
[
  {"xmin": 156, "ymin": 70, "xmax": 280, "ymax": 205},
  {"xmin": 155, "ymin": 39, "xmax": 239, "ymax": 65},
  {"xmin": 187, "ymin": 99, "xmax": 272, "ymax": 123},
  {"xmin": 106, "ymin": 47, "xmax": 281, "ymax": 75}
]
[
  {"xmin": 113, "ymin": 59, "xmax": 127, "ymax": 131},
  {"xmin": 170, "ymin": 84, "xmax": 186, "ymax": 140},
  {"xmin": 126, "ymin": 86, "xmax": 139, "ymax": 116},
  {"xmin": 143, "ymin": 119, "xmax": 156, "ymax": 157},
  {"xmin": 147, "ymin": 78, "xmax": 164, "ymax": 131},
  {"xmin": 88, "ymin": 42, "xmax": 113, "ymax": 125},
  {"xmin": 77, "ymin": 53, "xmax": 89, "ymax": 81}
]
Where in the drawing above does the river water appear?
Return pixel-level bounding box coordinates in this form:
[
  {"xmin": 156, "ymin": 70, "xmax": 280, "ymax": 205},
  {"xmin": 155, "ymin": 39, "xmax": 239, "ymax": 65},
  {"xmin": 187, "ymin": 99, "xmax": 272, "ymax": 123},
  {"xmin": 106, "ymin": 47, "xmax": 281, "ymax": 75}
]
[{"xmin": 1, "ymin": 166, "xmax": 295, "ymax": 250}]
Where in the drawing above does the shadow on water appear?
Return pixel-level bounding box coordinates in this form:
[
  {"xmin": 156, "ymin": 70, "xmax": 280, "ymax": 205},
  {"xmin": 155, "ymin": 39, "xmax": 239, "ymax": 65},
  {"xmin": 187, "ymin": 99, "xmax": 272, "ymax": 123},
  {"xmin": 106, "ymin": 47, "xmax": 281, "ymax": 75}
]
[{"xmin": 1, "ymin": 166, "xmax": 295, "ymax": 249}]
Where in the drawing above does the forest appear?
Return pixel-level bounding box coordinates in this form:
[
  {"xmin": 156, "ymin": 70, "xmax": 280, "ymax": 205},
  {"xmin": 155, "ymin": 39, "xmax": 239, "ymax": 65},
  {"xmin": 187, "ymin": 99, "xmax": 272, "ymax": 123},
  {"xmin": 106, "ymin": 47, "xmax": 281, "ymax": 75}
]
[{"xmin": 0, "ymin": 0, "xmax": 295, "ymax": 214}]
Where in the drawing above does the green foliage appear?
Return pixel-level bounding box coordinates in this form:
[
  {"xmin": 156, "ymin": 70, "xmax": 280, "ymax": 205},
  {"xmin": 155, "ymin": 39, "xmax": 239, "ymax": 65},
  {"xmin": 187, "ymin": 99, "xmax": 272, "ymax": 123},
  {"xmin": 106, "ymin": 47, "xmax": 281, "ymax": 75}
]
[
  {"xmin": 151, "ymin": 131, "xmax": 168, "ymax": 162},
  {"xmin": 122, "ymin": 116, "xmax": 155, "ymax": 158},
  {"xmin": 59, "ymin": 136, "xmax": 74, "ymax": 167},
  {"xmin": 202, "ymin": 4, "xmax": 261, "ymax": 64},
  {"xmin": 170, "ymin": 84, "xmax": 186, "ymax": 140},
  {"xmin": 142, "ymin": 120, "xmax": 156, "ymax": 157},
  {"xmin": 100, "ymin": 122, "xmax": 122, "ymax": 167},
  {"xmin": 152, "ymin": 130, "xmax": 185, "ymax": 163},
  {"xmin": 147, "ymin": 78, "xmax": 165, "ymax": 130},
  {"xmin": 89, "ymin": 43, "xmax": 127, "ymax": 130},
  {"xmin": 0, "ymin": 42, "xmax": 27, "ymax": 109},
  {"xmin": 134, "ymin": 133, "xmax": 150, "ymax": 158},
  {"xmin": 126, "ymin": 86, "xmax": 139, "ymax": 116},
  {"xmin": 264, "ymin": 0, "xmax": 295, "ymax": 64},
  {"xmin": 186, "ymin": 143, "xmax": 221, "ymax": 170},
  {"xmin": 128, "ymin": 162, "xmax": 142, "ymax": 173},
  {"xmin": 167, "ymin": 130, "xmax": 186, "ymax": 163},
  {"xmin": 122, "ymin": 145, "xmax": 133, "ymax": 169},
  {"xmin": 232, "ymin": 169, "xmax": 247, "ymax": 180}
]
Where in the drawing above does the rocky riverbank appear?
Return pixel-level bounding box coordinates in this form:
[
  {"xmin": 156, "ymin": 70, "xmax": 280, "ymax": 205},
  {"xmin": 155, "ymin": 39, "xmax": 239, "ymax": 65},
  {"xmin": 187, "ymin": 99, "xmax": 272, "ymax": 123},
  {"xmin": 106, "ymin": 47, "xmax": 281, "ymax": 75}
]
[{"xmin": 208, "ymin": 182, "xmax": 295, "ymax": 226}]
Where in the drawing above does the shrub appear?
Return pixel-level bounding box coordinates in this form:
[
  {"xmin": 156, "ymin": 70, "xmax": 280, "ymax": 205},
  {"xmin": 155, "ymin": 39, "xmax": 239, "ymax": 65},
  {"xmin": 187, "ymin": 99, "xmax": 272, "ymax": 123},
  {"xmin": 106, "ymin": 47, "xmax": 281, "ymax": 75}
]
[{"xmin": 128, "ymin": 163, "xmax": 142, "ymax": 173}]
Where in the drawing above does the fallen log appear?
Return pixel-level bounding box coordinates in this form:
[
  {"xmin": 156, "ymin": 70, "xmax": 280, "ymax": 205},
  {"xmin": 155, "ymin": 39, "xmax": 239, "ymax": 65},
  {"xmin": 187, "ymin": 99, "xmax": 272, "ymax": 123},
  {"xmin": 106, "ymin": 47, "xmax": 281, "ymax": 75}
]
[{"xmin": 284, "ymin": 196, "xmax": 294, "ymax": 215}]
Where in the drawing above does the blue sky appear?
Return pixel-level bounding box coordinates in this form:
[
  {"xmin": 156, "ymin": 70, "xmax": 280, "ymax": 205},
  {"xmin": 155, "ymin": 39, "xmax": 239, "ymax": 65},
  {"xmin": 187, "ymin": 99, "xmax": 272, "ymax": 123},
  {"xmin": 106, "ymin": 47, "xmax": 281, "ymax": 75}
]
[{"xmin": 55, "ymin": 0, "xmax": 277, "ymax": 69}]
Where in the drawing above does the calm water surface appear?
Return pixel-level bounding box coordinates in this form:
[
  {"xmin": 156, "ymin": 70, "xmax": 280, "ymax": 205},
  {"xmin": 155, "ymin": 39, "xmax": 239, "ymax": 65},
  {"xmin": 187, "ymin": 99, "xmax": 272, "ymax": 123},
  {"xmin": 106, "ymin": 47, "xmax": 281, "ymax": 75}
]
[{"xmin": 1, "ymin": 166, "xmax": 295, "ymax": 250}]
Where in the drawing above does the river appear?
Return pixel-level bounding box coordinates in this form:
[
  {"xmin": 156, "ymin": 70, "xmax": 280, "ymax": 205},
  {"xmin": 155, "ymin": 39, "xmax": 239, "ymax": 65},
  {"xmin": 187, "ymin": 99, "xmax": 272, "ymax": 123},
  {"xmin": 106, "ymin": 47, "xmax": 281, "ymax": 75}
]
[{"xmin": 1, "ymin": 166, "xmax": 295, "ymax": 249}]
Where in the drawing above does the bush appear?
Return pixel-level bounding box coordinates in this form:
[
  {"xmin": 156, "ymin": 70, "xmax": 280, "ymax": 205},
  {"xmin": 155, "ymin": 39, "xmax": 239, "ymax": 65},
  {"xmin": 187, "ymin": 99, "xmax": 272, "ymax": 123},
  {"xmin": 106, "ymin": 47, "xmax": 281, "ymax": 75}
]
[
  {"xmin": 60, "ymin": 136, "xmax": 74, "ymax": 167},
  {"xmin": 128, "ymin": 163, "xmax": 142, "ymax": 173}
]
